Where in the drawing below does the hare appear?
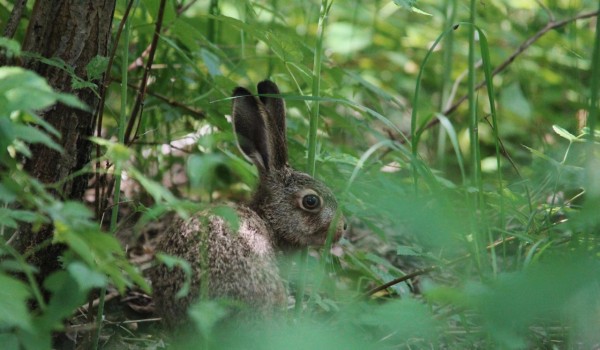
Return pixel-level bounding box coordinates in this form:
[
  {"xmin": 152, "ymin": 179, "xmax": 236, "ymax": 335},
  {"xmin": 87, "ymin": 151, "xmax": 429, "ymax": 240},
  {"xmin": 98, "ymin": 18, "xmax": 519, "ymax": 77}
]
[{"xmin": 150, "ymin": 80, "xmax": 345, "ymax": 327}]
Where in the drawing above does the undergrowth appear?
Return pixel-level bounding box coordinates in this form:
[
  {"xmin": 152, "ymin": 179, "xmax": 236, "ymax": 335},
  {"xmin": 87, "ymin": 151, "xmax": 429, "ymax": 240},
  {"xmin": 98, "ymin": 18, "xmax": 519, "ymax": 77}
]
[{"xmin": 1, "ymin": 0, "xmax": 600, "ymax": 349}]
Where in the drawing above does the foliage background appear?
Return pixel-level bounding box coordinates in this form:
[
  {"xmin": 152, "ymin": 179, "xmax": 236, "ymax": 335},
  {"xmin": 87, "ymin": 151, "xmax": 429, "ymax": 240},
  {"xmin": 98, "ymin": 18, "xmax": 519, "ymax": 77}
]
[{"xmin": 1, "ymin": 0, "xmax": 599, "ymax": 349}]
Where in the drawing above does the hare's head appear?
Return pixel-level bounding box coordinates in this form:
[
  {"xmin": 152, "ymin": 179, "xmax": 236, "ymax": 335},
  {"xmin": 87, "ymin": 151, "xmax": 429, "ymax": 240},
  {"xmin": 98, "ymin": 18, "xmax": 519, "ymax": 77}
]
[{"xmin": 231, "ymin": 80, "xmax": 345, "ymax": 249}]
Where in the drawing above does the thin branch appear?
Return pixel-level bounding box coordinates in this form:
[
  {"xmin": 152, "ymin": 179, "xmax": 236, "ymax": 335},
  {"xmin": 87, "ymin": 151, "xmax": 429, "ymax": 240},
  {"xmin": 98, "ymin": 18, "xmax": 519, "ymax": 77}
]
[
  {"xmin": 364, "ymin": 265, "xmax": 439, "ymax": 297},
  {"xmin": 424, "ymin": 10, "xmax": 600, "ymax": 133},
  {"xmin": 365, "ymin": 236, "xmax": 516, "ymax": 297},
  {"xmin": 93, "ymin": 0, "xmax": 136, "ymax": 219},
  {"xmin": 125, "ymin": 82, "xmax": 206, "ymax": 119},
  {"xmin": 2, "ymin": 0, "xmax": 28, "ymax": 38},
  {"xmin": 176, "ymin": 0, "xmax": 198, "ymax": 15},
  {"xmin": 124, "ymin": 0, "xmax": 168, "ymax": 146}
]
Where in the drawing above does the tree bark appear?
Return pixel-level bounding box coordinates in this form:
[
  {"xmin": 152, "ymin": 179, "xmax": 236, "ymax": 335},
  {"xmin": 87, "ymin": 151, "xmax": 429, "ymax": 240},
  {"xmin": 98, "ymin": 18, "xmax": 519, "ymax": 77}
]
[{"xmin": 12, "ymin": 0, "xmax": 116, "ymax": 280}]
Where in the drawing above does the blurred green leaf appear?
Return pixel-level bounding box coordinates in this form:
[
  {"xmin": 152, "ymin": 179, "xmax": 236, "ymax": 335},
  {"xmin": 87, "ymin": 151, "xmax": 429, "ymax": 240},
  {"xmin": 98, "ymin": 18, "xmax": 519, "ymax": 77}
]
[
  {"xmin": 0, "ymin": 37, "xmax": 21, "ymax": 57},
  {"xmin": 0, "ymin": 273, "xmax": 33, "ymax": 332},
  {"xmin": 396, "ymin": 245, "xmax": 422, "ymax": 256},
  {"xmin": 0, "ymin": 67, "xmax": 87, "ymax": 115},
  {"xmin": 211, "ymin": 205, "xmax": 240, "ymax": 233},
  {"xmin": 200, "ymin": 48, "xmax": 223, "ymax": 77},
  {"xmin": 187, "ymin": 153, "xmax": 226, "ymax": 190},
  {"xmin": 188, "ymin": 300, "xmax": 231, "ymax": 337},
  {"xmin": 392, "ymin": 0, "xmax": 432, "ymax": 16},
  {"xmin": 67, "ymin": 262, "xmax": 107, "ymax": 290},
  {"xmin": 12, "ymin": 124, "xmax": 63, "ymax": 153},
  {"xmin": 500, "ymin": 82, "xmax": 532, "ymax": 121}
]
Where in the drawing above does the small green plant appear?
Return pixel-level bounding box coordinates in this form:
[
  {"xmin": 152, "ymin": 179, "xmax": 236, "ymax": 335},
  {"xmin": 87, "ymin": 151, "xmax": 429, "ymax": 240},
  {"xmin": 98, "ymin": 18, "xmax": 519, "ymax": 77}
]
[{"xmin": 0, "ymin": 64, "xmax": 147, "ymax": 350}]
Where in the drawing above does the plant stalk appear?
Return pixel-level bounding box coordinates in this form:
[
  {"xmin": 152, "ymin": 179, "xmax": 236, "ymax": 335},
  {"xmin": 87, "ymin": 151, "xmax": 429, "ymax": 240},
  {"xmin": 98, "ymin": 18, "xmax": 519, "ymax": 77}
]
[{"xmin": 295, "ymin": 0, "xmax": 332, "ymax": 315}]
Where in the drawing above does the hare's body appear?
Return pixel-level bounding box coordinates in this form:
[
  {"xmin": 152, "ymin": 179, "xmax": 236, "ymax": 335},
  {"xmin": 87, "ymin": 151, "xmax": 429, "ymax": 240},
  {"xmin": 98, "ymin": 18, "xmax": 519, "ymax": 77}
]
[
  {"xmin": 151, "ymin": 205, "xmax": 286, "ymax": 326},
  {"xmin": 150, "ymin": 80, "xmax": 344, "ymax": 327}
]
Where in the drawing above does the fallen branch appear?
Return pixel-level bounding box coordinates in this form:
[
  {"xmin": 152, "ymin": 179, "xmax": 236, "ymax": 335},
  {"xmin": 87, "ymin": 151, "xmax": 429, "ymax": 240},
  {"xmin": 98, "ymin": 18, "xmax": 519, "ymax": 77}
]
[{"xmin": 365, "ymin": 236, "xmax": 516, "ymax": 297}]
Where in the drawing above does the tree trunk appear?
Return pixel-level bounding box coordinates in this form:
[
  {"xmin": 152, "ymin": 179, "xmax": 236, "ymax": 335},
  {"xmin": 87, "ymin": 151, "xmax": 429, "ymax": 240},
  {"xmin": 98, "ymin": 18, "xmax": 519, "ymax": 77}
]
[{"xmin": 12, "ymin": 0, "xmax": 116, "ymax": 280}]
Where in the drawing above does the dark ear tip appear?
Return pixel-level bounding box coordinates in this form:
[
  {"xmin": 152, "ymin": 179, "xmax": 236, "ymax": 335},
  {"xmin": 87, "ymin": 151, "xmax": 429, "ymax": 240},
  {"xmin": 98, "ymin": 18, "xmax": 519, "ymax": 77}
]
[
  {"xmin": 257, "ymin": 80, "xmax": 280, "ymax": 93},
  {"xmin": 232, "ymin": 87, "xmax": 253, "ymax": 98}
]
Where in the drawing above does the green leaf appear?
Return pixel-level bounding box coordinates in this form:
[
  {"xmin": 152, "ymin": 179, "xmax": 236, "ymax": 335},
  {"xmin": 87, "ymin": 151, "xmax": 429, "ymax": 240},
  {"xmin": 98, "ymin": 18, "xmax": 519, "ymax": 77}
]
[
  {"xmin": 85, "ymin": 55, "xmax": 109, "ymax": 81},
  {"xmin": 0, "ymin": 334, "xmax": 19, "ymax": 350},
  {"xmin": 500, "ymin": 82, "xmax": 532, "ymax": 120},
  {"xmin": 0, "ymin": 273, "xmax": 33, "ymax": 332},
  {"xmin": 0, "ymin": 67, "xmax": 57, "ymax": 114},
  {"xmin": 267, "ymin": 31, "xmax": 304, "ymax": 63},
  {"xmin": 392, "ymin": 0, "xmax": 432, "ymax": 16},
  {"xmin": 67, "ymin": 262, "xmax": 107, "ymax": 290},
  {"xmin": 552, "ymin": 124, "xmax": 578, "ymax": 142},
  {"xmin": 171, "ymin": 19, "xmax": 202, "ymax": 52},
  {"xmin": 396, "ymin": 245, "xmax": 422, "ymax": 256},
  {"xmin": 200, "ymin": 48, "xmax": 222, "ymax": 77},
  {"xmin": 187, "ymin": 153, "xmax": 225, "ymax": 189},
  {"xmin": 70, "ymin": 78, "xmax": 97, "ymax": 91},
  {"xmin": 55, "ymin": 92, "xmax": 89, "ymax": 111},
  {"xmin": 188, "ymin": 300, "xmax": 231, "ymax": 337},
  {"xmin": 325, "ymin": 22, "xmax": 371, "ymax": 55},
  {"xmin": 0, "ymin": 67, "xmax": 88, "ymax": 115},
  {"xmin": 129, "ymin": 168, "xmax": 178, "ymax": 204},
  {"xmin": 211, "ymin": 205, "xmax": 240, "ymax": 233},
  {"xmin": 40, "ymin": 270, "xmax": 89, "ymax": 331},
  {"xmin": 12, "ymin": 124, "xmax": 63, "ymax": 153},
  {"xmin": 357, "ymin": 299, "xmax": 439, "ymax": 343},
  {"xmin": 0, "ymin": 208, "xmax": 18, "ymax": 228},
  {"xmin": 0, "ymin": 37, "xmax": 21, "ymax": 57},
  {"xmin": 523, "ymin": 145, "xmax": 559, "ymax": 165},
  {"xmin": 8, "ymin": 209, "xmax": 45, "ymax": 224}
]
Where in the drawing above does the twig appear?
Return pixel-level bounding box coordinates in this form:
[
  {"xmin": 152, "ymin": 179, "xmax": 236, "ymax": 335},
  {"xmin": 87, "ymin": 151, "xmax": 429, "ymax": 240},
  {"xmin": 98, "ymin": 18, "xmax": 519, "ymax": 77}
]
[
  {"xmin": 535, "ymin": 0, "xmax": 555, "ymax": 22},
  {"xmin": 365, "ymin": 236, "xmax": 517, "ymax": 297},
  {"xmin": 80, "ymin": 290, "xmax": 120, "ymax": 312},
  {"xmin": 424, "ymin": 10, "xmax": 600, "ymax": 132},
  {"xmin": 93, "ymin": 0, "xmax": 136, "ymax": 220},
  {"xmin": 124, "ymin": 0, "xmax": 168, "ymax": 146},
  {"xmin": 365, "ymin": 265, "xmax": 439, "ymax": 297},
  {"xmin": 90, "ymin": 2, "xmax": 136, "ymax": 345},
  {"xmin": 125, "ymin": 82, "xmax": 206, "ymax": 119},
  {"xmin": 483, "ymin": 115, "xmax": 521, "ymax": 177},
  {"xmin": 177, "ymin": 0, "xmax": 198, "ymax": 15},
  {"xmin": 2, "ymin": 0, "xmax": 28, "ymax": 38}
]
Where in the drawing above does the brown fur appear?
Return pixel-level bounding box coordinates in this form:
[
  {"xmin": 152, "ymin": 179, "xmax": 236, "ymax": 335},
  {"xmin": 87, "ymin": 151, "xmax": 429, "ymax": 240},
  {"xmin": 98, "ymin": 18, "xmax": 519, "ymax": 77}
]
[{"xmin": 149, "ymin": 80, "xmax": 345, "ymax": 327}]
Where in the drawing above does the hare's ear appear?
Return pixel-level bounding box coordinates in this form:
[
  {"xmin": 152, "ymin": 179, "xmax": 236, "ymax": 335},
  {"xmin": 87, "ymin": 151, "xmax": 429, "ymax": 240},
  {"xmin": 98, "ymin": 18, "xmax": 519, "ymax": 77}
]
[
  {"xmin": 257, "ymin": 80, "xmax": 288, "ymax": 169},
  {"xmin": 232, "ymin": 87, "xmax": 271, "ymax": 173}
]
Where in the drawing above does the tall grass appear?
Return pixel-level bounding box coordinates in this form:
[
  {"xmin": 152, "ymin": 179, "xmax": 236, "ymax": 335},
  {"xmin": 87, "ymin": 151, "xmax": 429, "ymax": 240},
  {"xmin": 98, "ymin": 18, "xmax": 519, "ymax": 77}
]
[
  {"xmin": 295, "ymin": 0, "xmax": 333, "ymax": 315},
  {"xmin": 92, "ymin": 7, "xmax": 131, "ymax": 349}
]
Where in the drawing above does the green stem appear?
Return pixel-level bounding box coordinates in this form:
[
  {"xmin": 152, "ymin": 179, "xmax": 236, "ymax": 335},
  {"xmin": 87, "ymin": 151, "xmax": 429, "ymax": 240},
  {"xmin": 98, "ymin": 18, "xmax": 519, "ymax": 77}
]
[
  {"xmin": 437, "ymin": 0, "xmax": 457, "ymax": 171},
  {"xmin": 584, "ymin": 0, "xmax": 600, "ymax": 212},
  {"xmin": 295, "ymin": 0, "xmax": 332, "ymax": 316},
  {"xmin": 93, "ymin": 9, "xmax": 131, "ymax": 350},
  {"xmin": 306, "ymin": 0, "xmax": 331, "ymax": 176},
  {"xmin": 208, "ymin": 0, "xmax": 220, "ymax": 43},
  {"xmin": 467, "ymin": 0, "xmax": 483, "ymax": 272},
  {"xmin": 588, "ymin": 1, "xmax": 600, "ymax": 146}
]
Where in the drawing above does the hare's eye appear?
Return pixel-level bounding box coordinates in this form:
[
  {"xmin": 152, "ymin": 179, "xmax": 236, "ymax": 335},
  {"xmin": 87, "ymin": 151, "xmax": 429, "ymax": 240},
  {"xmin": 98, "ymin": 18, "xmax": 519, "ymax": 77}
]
[
  {"xmin": 302, "ymin": 194, "xmax": 320, "ymax": 209},
  {"xmin": 301, "ymin": 194, "xmax": 321, "ymax": 211},
  {"xmin": 297, "ymin": 189, "xmax": 322, "ymax": 212}
]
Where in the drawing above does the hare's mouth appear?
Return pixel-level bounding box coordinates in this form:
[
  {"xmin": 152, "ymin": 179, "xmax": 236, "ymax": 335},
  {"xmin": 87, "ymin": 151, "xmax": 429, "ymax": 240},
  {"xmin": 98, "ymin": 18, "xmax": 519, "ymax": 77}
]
[{"xmin": 311, "ymin": 227, "xmax": 342, "ymax": 245}]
